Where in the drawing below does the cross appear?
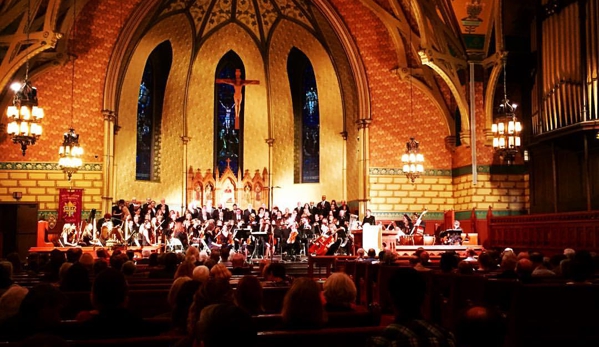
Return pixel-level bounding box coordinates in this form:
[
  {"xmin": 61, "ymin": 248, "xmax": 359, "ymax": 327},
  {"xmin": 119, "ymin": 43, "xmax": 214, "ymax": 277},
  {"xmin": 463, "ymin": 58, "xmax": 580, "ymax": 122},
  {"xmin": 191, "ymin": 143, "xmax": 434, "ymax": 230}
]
[
  {"xmin": 215, "ymin": 69, "xmax": 260, "ymax": 129},
  {"xmin": 225, "ymin": 157, "xmax": 231, "ymax": 168}
]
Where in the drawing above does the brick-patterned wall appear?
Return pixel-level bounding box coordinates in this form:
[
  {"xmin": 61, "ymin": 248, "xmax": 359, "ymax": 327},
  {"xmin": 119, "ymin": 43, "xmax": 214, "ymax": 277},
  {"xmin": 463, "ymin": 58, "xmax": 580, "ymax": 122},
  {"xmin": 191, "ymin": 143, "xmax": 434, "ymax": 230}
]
[
  {"xmin": 368, "ymin": 171, "xmax": 455, "ymax": 213},
  {"xmin": 0, "ymin": 165, "xmax": 103, "ymax": 216},
  {"xmin": 454, "ymin": 171, "xmax": 529, "ymax": 212}
]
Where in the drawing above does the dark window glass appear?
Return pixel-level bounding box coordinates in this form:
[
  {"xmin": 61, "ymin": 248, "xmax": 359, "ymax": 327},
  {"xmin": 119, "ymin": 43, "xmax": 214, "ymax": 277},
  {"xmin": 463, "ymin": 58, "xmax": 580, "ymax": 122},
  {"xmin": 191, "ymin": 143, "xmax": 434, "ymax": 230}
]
[
  {"xmin": 215, "ymin": 51, "xmax": 244, "ymax": 175},
  {"xmin": 136, "ymin": 41, "xmax": 172, "ymax": 181},
  {"xmin": 288, "ymin": 47, "xmax": 319, "ymax": 183}
]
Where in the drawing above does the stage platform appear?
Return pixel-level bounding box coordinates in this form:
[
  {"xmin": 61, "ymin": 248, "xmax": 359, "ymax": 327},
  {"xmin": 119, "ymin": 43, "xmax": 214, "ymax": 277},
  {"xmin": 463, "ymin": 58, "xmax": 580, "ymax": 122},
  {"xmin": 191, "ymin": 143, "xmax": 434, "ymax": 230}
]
[
  {"xmin": 28, "ymin": 244, "xmax": 481, "ymax": 260},
  {"xmin": 29, "ymin": 245, "xmax": 162, "ymax": 258},
  {"xmin": 394, "ymin": 244, "xmax": 483, "ymax": 257}
]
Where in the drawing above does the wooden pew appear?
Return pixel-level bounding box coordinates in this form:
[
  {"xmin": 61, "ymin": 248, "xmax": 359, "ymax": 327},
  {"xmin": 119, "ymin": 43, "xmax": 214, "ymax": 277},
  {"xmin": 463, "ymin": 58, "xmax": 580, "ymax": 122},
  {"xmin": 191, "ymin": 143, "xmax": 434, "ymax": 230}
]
[
  {"xmin": 506, "ymin": 283, "xmax": 599, "ymax": 346},
  {"xmin": 256, "ymin": 326, "xmax": 385, "ymax": 347},
  {"xmin": 251, "ymin": 307, "xmax": 381, "ymax": 331},
  {"xmin": 61, "ymin": 289, "xmax": 170, "ymax": 319}
]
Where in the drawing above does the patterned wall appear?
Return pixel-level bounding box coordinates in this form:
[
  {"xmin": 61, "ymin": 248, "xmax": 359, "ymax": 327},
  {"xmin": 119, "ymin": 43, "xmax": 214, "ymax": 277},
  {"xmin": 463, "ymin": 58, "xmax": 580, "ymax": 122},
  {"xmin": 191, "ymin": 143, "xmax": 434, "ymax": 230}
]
[
  {"xmin": 115, "ymin": 14, "xmax": 193, "ymax": 208},
  {"xmin": 188, "ymin": 23, "xmax": 268, "ymax": 175},
  {"xmin": 0, "ymin": 0, "xmax": 140, "ymax": 217},
  {"xmin": 268, "ymin": 19, "xmax": 344, "ymax": 206},
  {"xmin": 329, "ymin": 0, "xmax": 453, "ymax": 170},
  {"xmin": 453, "ymin": 83, "xmax": 496, "ymax": 167}
]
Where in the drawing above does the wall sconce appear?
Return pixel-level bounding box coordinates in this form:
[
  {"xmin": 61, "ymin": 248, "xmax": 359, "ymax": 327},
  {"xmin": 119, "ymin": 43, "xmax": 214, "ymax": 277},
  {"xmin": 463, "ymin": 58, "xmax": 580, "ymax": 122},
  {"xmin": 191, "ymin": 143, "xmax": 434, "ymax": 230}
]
[{"xmin": 12, "ymin": 191, "xmax": 23, "ymax": 200}]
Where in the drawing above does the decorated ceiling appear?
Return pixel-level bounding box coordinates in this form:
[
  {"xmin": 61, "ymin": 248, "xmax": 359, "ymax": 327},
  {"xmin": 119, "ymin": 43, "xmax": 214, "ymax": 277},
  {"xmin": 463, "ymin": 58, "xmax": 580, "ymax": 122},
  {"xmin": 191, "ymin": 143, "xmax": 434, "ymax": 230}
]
[{"xmin": 159, "ymin": 0, "xmax": 317, "ymax": 48}]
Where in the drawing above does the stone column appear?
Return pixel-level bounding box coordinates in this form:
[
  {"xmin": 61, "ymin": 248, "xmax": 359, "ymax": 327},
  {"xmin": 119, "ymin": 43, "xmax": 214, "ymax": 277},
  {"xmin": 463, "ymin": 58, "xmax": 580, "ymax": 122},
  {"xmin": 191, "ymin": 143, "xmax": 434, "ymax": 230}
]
[
  {"xmin": 101, "ymin": 109, "xmax": 116, "ymax": 214},
  {"xmin": 356, "ymin": 118, "xmax": 371, "ymax": 219}
]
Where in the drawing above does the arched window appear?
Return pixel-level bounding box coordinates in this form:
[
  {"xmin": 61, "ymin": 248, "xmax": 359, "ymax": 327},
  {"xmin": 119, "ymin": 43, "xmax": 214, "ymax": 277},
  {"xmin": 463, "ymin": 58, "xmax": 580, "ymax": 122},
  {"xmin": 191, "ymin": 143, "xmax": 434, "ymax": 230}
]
[
  {"xmin": 214, "ymin": 51, "xmax": 245, "ymax": 175},
  {"xmin": 136, "ymin": 41, "xmax": 172, "ymax": 181},
  {"xmin": 288, "ymin": 47, "xmax": 320, "ymax": 183}
]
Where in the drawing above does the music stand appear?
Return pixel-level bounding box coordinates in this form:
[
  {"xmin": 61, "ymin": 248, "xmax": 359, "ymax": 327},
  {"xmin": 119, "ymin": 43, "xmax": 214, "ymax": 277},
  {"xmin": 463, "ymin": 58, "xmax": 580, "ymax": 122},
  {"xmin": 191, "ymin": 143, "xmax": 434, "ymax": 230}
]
[{"xmin": 250, "ymin": 230, "xmax": 267, "ymax": 259}]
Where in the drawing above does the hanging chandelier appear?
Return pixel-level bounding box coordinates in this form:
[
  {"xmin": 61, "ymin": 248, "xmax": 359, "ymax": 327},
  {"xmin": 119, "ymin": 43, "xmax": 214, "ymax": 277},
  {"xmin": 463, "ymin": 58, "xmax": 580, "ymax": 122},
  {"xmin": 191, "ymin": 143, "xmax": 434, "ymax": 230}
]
[
  {"xmin": 402, "ymin": 138, "xmax": 424, "ymax": 183},
  {"xmin": 492, "ymin": 63, "xmax": 522, "ymax": 164},
  {"xmin": 58, "ymin": 128, "xmax": 83, "ymax": 180},
  {"xmin": 6, "ymin": 0, "xmax": 43, "ymax": 156},
  {"xmin": 58, "ymin": 1, "xmax": 83, "ymax": 180}
]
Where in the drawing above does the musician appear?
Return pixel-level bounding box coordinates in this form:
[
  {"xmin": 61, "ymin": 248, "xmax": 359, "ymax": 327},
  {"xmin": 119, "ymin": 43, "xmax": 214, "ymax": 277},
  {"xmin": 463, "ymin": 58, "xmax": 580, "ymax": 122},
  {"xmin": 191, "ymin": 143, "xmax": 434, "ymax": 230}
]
[
  {"xmin": 60, "ymin": 224, "xmax": 77, "ymax": 247},
  {"xmin": 333, "ymin": 224, "xmax": 352, "ymax": 256},
  {"xmin": 152, "ymin": 212, "xmax": 167, "ymax": 245},
  {"xmin": 285, "ymin": 222, "xmax": 300, "ymax": 259},
  {"xmin": 362, "ymin": 209, "xmax": 375, "ymax": 225},
  {"xmin": 157, "ymin": 198, "xmax": 170, "ymax": 217},
  {"xmin": 401, "ymin": 214, "xmax": 413, "ymax": 235},
  {"xmin": 243, "ymin": 204, "xmax": 256, "ymax": 223},
  {"xmin": 140, "ymin": 219, "xmax": 153, "ymax": 246},
  {"xmin": 299, "ymin": 217, "xmax": 313, "ymax": 256},
  {"xmin": 127, "ymin": 214, "xmax": 141, "ymax": 246},
  {"xmin": 317, "ymin": 195, "xmax": 331, "ymax": 217},
  {"xmin": 97, "ymin": 213, "xmax": 114, "ymax": 233}
]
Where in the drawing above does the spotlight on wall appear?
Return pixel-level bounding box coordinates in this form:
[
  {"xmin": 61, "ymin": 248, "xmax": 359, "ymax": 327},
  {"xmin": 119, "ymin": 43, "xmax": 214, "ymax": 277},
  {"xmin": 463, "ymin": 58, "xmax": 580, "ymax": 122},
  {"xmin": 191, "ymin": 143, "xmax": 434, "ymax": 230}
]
[{"xmin": 12, "ymin": 191, "xmax": 23, "ymax": 200}]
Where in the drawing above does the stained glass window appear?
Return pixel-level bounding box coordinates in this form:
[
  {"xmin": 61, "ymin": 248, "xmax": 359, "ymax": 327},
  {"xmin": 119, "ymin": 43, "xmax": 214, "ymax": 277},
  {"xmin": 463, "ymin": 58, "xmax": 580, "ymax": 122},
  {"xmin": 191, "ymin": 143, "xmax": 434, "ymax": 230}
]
[
  {"xmin": 288, "ymin": 48, "xmax": 320, "ymax": 183},
  {"xmin": 214, "ymin": 51, "xmax": 244, "ymax": 175},
  {"xmin": 136, "ymin": 41, "xmax": 172, "ymax": 181}
]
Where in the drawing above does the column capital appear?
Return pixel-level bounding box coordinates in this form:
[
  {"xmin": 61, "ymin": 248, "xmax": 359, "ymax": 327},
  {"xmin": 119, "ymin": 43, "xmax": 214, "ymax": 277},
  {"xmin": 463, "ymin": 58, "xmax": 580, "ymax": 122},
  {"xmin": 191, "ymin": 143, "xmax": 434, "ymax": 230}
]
[
  {"xmin": 181, "ymin": 136, "xmax": 192, "ymax": 144},
  {"xmin": 340, "ymin": 131, "xmax": 348, "ymax": 140},
  {"xmin": 102, "ymin": 109, "xmax": 117, "ymax": 122},
  {"xmin": 356, "ymin": 118, "xmax": 372, "ymax": 129},
  {"xmin": 265, "ymin": 138, "xmax": 275, "ymax": 146}
]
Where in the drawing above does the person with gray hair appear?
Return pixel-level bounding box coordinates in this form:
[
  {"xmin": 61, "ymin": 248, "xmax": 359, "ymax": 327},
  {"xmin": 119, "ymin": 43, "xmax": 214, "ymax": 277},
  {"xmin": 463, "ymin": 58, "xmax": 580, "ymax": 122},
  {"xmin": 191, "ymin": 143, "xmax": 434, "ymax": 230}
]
[{"xmin": 324, "ymin": 272, "xmax": 357, "ymax": 312}]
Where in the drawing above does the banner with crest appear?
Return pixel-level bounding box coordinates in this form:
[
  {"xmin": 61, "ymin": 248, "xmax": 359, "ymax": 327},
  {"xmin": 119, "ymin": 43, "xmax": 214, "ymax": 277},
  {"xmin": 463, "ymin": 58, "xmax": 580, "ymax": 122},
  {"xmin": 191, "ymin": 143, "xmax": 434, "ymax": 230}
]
[{"xmin": 58, "ymin": 188, "xmax": 83, "ymax": 226}]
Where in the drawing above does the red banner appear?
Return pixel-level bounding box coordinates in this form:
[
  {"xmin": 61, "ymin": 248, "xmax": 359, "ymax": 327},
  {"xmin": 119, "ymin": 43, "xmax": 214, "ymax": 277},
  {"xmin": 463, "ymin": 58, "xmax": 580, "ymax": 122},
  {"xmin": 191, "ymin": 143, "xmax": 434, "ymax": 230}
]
[{"xmin": 58, "ymin": 188, "xmax": 83, "ymax": 226}]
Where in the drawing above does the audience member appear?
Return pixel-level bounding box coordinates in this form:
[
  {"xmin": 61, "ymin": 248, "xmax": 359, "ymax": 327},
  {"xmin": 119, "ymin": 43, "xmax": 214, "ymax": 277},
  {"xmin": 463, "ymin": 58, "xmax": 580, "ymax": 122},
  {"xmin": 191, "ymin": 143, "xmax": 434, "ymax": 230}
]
[
  {"xmin": 171, "ymin": 280, "xmax": 202, "ymax": 335},
  {"xmin": 493, "ymin": 254, "xmax": 518, "ymax": 279},
  {"xmin": 440, "ymin": 251, "xmax": 459, "ymax": 273},
  {"xmin": 281, "ymin": 277, "xmax": 325, "ymax": 329},
  {"xmin": 0, "ymin": 284, "xmax": 66, "ymax": 341},
  {"xmin": 0, "ymin": 285, "xmax": 28, "ymax": 323},
  {"xmin": 187, "ymin": 278, "xmax": 234, "ymax": 335},
  {"xmin": 235, "ymin": 275, "xmax": 264, "ymax": 315},
  {"xmin": 455, "ymin": 306, "xmax": 505, "ymax": 347},
  {"xmin": 515, "ymin": 258, "xmax": 534, "ymax": 282},
  {"xmin": 174, "ymin": 260, "xmax": 196, "ymax": 279},
  {"xmin": 530, "ymin": 252, "xmax": 555, "ymax": 277},
  {"xmin": 75, "ymin": 268, "xmax": 156, "ymax": 339},
  {"xmin": 192, "ymin": 265, "xmax": 210, "ymax": 283},
  {"xmin": 368, "ymin": 269, "xmax": 456, "ymax": 346},
  {"xmin": 458, "ymin": 260, "xmax": 474, "ymax": 275},
  {"xmin": 78, "ymin": 253, "xmax": 94, "ymax": 272},
  {"xmin": 0, "ymin": 261, "xmax": 14, "ymax": 297},
  {"xmin": 196, "ymin": 304, "xmax": 257, "ymax": 347},
  {"xmin": 264, "ymin": 262, "xmax": 289, "ymax": 286},
  {"xmin": 5, "ymin": 253, "xmax": 22, "ymax": 274},
  {"xmin": 324, "ymin": 272, "xmax": 356, "ymax": 312},
  {"xmin": 476, "ymin": 252, "xmax": 497, "ymax": 274},
  {"xmin": 168, "ymin": 276, "xmax": 192, "ymax": 308},
  {"xmin": 210, "ymin": 263, "xmax": 232, "ymax": 281},
  {"xmin": 121, "ymin": 261, "xmax": 136, "ymax": 276},
  {"xmin": 60, "ymin": 262, "xmax": 91, "ymax": 292},
  {"xmin": 149, "ymin": 252, "xmax": 179, "ymax": 279}
]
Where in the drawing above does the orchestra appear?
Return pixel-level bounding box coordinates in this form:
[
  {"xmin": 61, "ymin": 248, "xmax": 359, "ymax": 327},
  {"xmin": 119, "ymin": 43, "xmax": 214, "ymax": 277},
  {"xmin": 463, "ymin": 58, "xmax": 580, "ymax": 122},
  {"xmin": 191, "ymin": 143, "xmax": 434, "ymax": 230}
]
[{"xmin": 53, "ymin": 196, "xmax": 466, "ymax": 259}]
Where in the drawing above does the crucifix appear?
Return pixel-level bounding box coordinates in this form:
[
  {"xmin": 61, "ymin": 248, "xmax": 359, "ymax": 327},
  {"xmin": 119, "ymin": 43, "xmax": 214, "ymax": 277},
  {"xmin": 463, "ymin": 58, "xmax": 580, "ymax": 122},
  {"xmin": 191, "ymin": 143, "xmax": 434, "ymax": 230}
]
[{"xmin": 216, "ymin": 69, "xmax": 260, "ymax": 129}]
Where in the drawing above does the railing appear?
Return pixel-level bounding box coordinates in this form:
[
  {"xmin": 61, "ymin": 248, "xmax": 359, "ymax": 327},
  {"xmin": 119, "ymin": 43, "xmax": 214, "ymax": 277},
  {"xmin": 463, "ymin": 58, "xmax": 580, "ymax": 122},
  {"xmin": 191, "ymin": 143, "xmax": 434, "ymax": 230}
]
[{"xmin": 487, "ymin": 207, "xmax": 599, "ymax": 252}]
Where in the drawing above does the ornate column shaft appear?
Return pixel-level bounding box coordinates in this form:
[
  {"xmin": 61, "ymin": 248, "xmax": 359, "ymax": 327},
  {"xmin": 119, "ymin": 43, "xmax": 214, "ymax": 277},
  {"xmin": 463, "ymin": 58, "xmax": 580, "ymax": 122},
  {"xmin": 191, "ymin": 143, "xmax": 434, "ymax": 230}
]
[
  {"xmin": 181, "ymin": 136, "xmax": 191, "ymax": 213},
  {"xmin": 101, "ymin": 109, "xmax": 116, "ymax": 214},
  {"xmin": 340, "ymin": 131, "xmax": 348, "ymax": 202},
  {"xmin": 356, "ymin": 119, "xmax": 371, "ymax": 219},
  {"xmin": 266, "ymin": 138, "xmax": 275, "ymax": 210}
]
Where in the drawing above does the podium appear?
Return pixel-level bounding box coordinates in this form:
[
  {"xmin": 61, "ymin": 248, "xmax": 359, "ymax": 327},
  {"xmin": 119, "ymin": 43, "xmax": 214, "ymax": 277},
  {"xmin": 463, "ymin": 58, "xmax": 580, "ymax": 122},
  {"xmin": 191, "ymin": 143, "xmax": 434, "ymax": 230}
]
[{"xmin": 362, "ymin": 224, "xmax": 382, "ymax": 253}]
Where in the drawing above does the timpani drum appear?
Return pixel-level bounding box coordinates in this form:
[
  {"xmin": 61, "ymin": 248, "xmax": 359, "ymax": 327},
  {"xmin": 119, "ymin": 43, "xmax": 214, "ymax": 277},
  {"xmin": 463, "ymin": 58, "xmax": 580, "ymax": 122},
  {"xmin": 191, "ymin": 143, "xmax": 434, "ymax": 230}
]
[
  {"xmin": 423, "ymin": 235, "xmax": 435, "ymax": 245},
  {"xmin": 399, "ymin": 235, "xmax": 413, "ymax": 245},
  {"xmin": 413, "ymin": 233, "xmax": 424, "ymax": 245}
]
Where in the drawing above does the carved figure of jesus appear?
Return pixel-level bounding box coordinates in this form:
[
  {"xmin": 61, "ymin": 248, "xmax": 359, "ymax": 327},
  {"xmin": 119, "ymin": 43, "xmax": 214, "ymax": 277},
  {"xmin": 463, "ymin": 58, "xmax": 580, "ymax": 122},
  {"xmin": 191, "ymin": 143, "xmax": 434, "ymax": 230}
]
[{"xmin": 215, "ymin": 69, "xmax": 259, "ymax": 129}]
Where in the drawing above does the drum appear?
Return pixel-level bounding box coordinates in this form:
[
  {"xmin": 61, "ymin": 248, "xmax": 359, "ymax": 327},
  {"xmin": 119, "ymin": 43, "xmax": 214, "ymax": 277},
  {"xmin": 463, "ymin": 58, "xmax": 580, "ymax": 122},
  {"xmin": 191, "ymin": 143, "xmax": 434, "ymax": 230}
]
[
  {"xmin": 399, "ymin": 235, "xmax": 413, "ymax": 245},
  {"xmin": 423, "ymin": 235, "xmax": 435, "ymax": 245},
  {"xmin": 413, "ymin": 233, "xmax": 424, "ymax": 245}
]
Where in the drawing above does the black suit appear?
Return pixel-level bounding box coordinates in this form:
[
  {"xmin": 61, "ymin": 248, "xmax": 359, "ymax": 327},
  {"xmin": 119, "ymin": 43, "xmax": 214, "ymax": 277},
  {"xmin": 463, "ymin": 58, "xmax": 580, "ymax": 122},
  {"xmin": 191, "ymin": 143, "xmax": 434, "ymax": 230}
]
[
  {"xmin": 317, "ymin": 200, "xmax": 331, "ymax": 217},
  {"xmin": 362, "ymin": 215, "xmax": 375, "ymax": 225},
  {"xmin": 244, "ymin": 209, "xmax": 256, "ymax": 222}
]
